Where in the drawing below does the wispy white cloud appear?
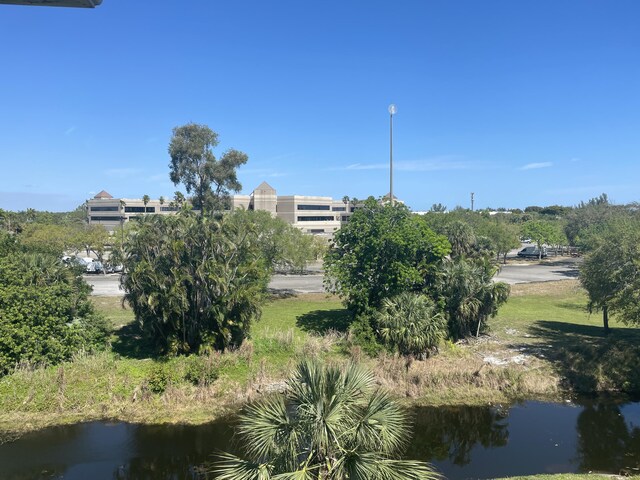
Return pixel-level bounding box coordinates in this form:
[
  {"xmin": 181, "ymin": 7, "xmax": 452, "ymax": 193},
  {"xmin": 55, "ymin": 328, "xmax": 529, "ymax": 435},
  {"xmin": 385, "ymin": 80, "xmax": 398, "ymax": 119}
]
[
  {"xmin": 344, "ymin": 163, "xmax": 385, "ymax": 171},
  {"xmin": 520, "ymin": 162, "xmax": 553, "ymax": 170},
  {"xmin": 104, "ymin": 168, "xmax": 142, "ymax": 178},
  {"xmin": 342, "ymin": 156, "xmax": 474, "ymax": 172},
  {"xmin": 65, "ymin": 126, "xmax": 77, "ymax": 135}
]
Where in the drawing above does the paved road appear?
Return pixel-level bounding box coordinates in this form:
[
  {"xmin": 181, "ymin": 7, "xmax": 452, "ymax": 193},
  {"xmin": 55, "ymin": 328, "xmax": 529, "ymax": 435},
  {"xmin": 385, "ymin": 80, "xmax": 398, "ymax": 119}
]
[
  {"xmin": 85, "ymin": 272, "xmax": 328, "ymax": 296},
  {"xmin": 494, "ymin": 257, "xmax": 580, "ymax": 285},
  {"xmin": 85, "ymin": 257, "xmax": 580, "ymax": 296}
]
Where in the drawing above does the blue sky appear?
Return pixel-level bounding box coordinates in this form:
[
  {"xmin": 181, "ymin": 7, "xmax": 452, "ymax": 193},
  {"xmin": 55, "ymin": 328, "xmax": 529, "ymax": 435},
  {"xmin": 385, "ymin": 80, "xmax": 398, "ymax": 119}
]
[{"xmin": 1, "ymin": 0, "xmax": 639, "ymax": 212}]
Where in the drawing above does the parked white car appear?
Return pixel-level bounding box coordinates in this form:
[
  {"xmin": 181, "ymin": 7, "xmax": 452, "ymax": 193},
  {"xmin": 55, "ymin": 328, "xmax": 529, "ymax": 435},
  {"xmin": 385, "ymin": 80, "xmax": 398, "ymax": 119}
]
[{"xmin": 62, "ymin": 256, "xmax": 104, "ymax": 273}]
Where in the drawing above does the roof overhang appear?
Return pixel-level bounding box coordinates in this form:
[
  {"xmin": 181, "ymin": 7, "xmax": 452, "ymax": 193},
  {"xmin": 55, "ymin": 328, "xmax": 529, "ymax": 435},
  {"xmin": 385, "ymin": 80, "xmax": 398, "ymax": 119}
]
[{"xmin": 0, "ymin": 0, "xmax": 102, "ymax": 7}]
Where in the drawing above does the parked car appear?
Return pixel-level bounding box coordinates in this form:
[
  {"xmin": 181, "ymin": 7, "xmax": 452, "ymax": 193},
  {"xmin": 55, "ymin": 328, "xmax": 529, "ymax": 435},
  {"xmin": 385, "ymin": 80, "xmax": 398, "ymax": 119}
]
[
  {"xmin": 517, "ymin": 246, "xmax": 547, "ymax": 258},
  {"xmin": 104, "ymin": 262, "xmax": 124, "ymax": 273},
  {"xmin": 86, "ymin": 260, "xmax": 104, "ymax": 274},
  {"xmin": 62, "ymin": 256, "xmax": 104, "ymax": 273}
]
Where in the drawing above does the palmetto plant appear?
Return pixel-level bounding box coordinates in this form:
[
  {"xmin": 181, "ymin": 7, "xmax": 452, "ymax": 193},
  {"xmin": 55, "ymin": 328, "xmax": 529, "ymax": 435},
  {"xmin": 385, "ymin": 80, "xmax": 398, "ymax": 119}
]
[
  {"xmin": 212, "ymin": 359, "xmax": 440, "ymax": 480},
  {"xmin": 437, "ymin": 257, "xmax": 510, "ymax": 340},
  {"xmin": 376, "ymin": 292, "xmax": 446, "ymax": 358}
]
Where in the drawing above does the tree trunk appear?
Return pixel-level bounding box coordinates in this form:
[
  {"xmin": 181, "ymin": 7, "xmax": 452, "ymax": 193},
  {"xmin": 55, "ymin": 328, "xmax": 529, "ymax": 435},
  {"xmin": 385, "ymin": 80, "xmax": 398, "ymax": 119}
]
[{"xmin": 603, "ymin": 305, "xmax": 610, "ymax": 335}]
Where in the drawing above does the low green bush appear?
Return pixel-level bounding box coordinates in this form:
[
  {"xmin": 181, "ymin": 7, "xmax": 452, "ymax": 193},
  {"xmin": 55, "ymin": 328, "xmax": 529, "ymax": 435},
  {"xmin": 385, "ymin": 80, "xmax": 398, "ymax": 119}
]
[
  {"xmin": 146, "ymin": 362, "xmax": 171, "ymax": 394},
  {"xmin": 184, "ymin": 355, "xmax": 219, "ymax": 386}
]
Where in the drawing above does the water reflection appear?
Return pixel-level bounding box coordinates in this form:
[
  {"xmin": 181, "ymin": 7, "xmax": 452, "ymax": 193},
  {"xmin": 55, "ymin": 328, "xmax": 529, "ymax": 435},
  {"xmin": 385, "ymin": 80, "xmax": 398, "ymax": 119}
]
[
  {"xmin": 1, "ymin": 399, "xmax": 639, "ymax": 479},
  {"xmin": 576, "ymin": 400, "xmax": 640, "ymax": 473},
  {"xmin": 406, "ymin": 405, "xmax": 509, "ymax": 465},
  {"xmin": 0, "ymin": 421, "xmax": 237, "ymax": 480}
]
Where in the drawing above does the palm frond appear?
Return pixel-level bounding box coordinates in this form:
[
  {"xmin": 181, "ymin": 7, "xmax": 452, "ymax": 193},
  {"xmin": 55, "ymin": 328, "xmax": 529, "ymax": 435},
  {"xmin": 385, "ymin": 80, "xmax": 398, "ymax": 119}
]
[{"xmin": 210, "ymin": 451, "xmax": 273, "ymax": 480}]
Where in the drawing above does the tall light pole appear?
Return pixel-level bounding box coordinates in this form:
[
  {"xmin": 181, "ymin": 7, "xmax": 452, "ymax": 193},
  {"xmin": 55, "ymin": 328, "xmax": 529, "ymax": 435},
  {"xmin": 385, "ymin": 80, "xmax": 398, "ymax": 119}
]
[{"xmin": 388, "ymin": 104, "xmax": 397, "ymax": 206}]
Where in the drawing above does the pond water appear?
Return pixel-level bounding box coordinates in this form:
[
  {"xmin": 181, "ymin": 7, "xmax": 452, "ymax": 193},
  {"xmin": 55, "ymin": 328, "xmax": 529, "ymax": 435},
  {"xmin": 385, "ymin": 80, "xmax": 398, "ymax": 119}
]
[{"xmin": 1, "ymin": 398, "xmax": 639, "ymax": 479}]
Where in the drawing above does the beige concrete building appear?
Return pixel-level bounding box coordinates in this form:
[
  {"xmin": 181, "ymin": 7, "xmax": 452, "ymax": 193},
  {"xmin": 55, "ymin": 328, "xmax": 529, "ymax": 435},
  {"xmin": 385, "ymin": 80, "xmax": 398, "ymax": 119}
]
[
  {"xmin": 87, "ymin": 190, "xmax": 179, "ymax": 231},
  {"xmin": 236, "ymin": 182, "xmax": 355, "ymax": 237},
  {"xmin": 88, "ymin": 183, "xmax": 356, "ymax": 238}
]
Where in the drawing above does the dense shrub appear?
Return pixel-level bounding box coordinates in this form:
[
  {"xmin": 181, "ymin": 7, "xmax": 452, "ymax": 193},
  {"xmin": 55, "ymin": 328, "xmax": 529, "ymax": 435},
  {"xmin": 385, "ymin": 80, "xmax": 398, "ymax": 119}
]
[
  {"xmin": 120, "ymin": 213, "xmax": 269, "ymax": 355},
  {"xmin": 0, "ymin": 249, "xmax": 110, "ymax": 375}
]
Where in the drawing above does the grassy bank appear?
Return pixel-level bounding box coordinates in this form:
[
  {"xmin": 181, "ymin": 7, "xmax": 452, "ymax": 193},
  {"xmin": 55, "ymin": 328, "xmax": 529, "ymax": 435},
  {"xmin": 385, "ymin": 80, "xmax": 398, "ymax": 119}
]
[{"xmin": 1, "ymin": 280, "xmax": 640, "ymax": 438}]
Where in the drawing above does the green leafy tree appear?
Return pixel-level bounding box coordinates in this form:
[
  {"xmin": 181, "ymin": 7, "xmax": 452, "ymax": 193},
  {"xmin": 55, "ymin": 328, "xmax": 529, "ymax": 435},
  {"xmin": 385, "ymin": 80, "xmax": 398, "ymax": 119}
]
[
  {"xmin": 579, "ymin": 218, "xmax": 640, "ymax": 333},
  {"xmin": 430, "ymin": 203, "xmax": 447, "ymax": 213},
  {"xmin": 376, "ymin": 292, "xmax": 446, "ymax": 358},
  {"xmin": 564, "ymin": 195, "xmax": 628, "ymax": 251},
  {"xmin": 168, "ymin": 123, "xmax": 248, "ymax": 216},
  {"xmin": 436, "ymin": 258, "xmax": 510, "ymax": 339},
  {"xmin": 521, "ymin": 220, "xmax": 565, "ymax": 259},
  {"xmin": 0, "ymin": 236, "xmax": 109, "ymax": 374},
  {"xmin": 324, "ymin": 199, "xmax": 450, "ymax": 316},
  {"xmin": 19, "ymin": 224, "xmax": 82, "ymax": 256},
  {"xmin": 213, "ymin": 359, "xmax": 439, "ymax": 480},
  {"xmin": 142, "ymin": 194, "xmax": 150, "ymax": 212},
  {"xmin": 482, "ymin": 221, "xmax": 521, "ymax": 264},
  {"xmin": 225, "ymin": 209, "xmax": 320, "ymax": 273},
  {"xmin": 78, "ymin": 225, "xmax": 110, "ymax": 265},
  {"xmin": 539, "ymin": 205, "xmax": 571, "ymax": 217},
  {"xmin": 120, "ymin": 212, "xmax": 268, "ymax": 354}
]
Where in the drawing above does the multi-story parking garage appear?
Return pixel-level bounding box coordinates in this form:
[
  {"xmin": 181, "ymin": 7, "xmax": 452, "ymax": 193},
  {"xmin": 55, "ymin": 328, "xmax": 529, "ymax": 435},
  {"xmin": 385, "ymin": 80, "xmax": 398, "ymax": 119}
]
[{"xmin": 87, "ymin": 182, "xmax": 359, "ymax": 238}]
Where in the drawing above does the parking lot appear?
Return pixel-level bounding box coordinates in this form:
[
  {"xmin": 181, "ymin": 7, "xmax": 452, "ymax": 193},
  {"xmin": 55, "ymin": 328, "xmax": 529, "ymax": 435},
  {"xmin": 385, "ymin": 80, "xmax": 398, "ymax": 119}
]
[{"xmin": 85, "ymin": 257, "xmax": 581, "ymax": 296}]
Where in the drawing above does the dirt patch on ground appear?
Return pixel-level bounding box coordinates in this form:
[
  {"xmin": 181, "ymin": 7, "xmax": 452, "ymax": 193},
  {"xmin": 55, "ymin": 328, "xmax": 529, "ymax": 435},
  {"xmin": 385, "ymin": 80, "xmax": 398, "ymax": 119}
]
[{"xmin": 509, "ymin": 280, "xmax": 581, "ymax": 297}]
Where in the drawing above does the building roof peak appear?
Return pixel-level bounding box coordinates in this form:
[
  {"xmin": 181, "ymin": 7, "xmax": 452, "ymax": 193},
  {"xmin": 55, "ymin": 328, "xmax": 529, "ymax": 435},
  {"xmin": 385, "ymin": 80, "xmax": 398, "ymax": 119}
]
[
  {"xmin": 94, "ymin": 190, "xmax": 113, "ymax": 199},
  {"xmin": 254, "ymin": 181, "xmax": 276, "ymax": 193}
]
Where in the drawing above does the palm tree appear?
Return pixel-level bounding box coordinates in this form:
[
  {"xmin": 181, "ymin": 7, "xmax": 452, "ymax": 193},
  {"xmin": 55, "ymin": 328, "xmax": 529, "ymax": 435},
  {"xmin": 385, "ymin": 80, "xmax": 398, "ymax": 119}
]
[
  {"xmin": 376, "ymin": 292, "xmax": 446, "ymax": 359},
  {"xmin": 24, "ymin": 208, "xmax": 37, "ymax": 223},
  {"xmin": 445, "ymin": 220, "xmax": 476, "ymax": 258},
  {"xmin": 342, "ymin": 195, "xmax": 350, "ymax": 223},
  {"xmin": 212, "ymin": 359, "xmax": 439, "ymax": 480},
  {"xmin": 437, "ymin": 257, "xmax": 510, "ymax": 339},
  {"xmin": 159, "ymin": 195, "xmax": 165, "ymax": 206},
  {"xmin": 142, "ymin": 194, "xmax": 150, "ymax": 213}
]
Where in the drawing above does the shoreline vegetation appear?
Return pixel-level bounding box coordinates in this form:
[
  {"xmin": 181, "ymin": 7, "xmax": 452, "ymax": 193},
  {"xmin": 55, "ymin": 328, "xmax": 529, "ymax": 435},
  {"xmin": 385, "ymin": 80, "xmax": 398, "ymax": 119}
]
[{"xmin": 2, "ymin": 279, "xmax": 639, "ymax": 442}]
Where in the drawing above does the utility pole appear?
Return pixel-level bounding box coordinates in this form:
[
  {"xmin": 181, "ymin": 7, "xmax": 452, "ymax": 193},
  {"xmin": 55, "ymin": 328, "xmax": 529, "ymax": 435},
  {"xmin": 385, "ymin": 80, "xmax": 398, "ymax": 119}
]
[
  {"xmin": 388, "ymin": 104, "xmax": 397, "ymax": 206},
  {"xmin": 471, "ymin": 192, "xmax": 475, "ymax": 211}
]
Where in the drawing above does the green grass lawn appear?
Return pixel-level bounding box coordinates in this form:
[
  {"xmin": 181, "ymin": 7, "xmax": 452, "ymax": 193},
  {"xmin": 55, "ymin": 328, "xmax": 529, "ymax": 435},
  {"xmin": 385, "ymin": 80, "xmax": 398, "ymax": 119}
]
[
  {"xmin": 491, "ymin": 281, "xmax": 596, "ymax": 343},
  {"xmin": 492, "ymin": 281, "xmax": 640, "ymax": 393},
  {"xmin": 3, "ymin": 280, "xmax": 640, "ymax": 436},
  {"xmin": 90, "ymin": 296, "xmax": 134, "ymax": 329},
  {"xmin": 91, "ymin": 293, "xmax": 346, "ymax": 338}
]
